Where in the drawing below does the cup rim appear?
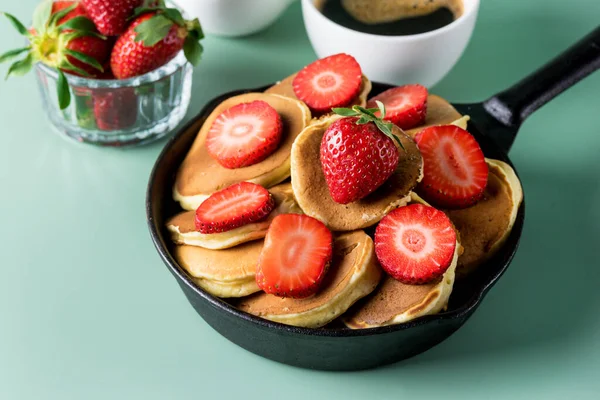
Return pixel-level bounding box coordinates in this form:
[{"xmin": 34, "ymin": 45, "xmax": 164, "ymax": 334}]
[
  {"xmin": 302, "ymin": 0, "xmax": 480, "ymax": 41},
  {"xmin": 35, "ymin": 51, "xmax": 188, "ymax": 88}
]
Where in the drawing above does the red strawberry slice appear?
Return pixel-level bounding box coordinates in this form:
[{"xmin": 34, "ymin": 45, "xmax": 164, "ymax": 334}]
[
  {"xmin": 415, "ymin": 125, "xmax": 488, "ymax": 208},
  {"xmin": 292, "ymin": 53, "xmax": 362, "ymax": 113},
  {"xmin": 256, "ymin": 214, "xmax": 333, "ymax": 298},
  {"xmin": 367, "ymin": 85, "xmax": 428, "ymax": 130},
  {"xmin": 375, "ymin": 204, "xmax": 457, "ymax": 284},
  {"xmin": 206, "ymin": 100, "xmax": 283, "ymax": 169},
  {"xmin": 194, "ymin": 182, "xmax": 275, "ymax": 234}
]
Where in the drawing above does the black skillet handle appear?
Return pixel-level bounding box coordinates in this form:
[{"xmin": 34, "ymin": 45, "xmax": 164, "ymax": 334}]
[{"xmin": 483, "ymin": 26, "xmax": 600, "ymax": 151}]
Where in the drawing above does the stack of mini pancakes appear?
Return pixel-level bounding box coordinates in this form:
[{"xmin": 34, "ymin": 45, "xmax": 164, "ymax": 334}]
[{"xmin": 165, "ymin": 66, "xmax": 523, "ymax": 329}]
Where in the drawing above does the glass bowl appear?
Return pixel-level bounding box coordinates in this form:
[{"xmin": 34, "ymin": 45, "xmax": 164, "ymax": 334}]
[{"xmin": 35, "ymin": 51, "xmax": 193, "ymax": 147}]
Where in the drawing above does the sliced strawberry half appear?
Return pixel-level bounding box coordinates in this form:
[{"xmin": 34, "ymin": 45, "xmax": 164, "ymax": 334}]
[
  {"xmin": 367, "ymin": 84, "xmax": 428, "ymax": 130},
  {"xmin": 206, "ymin": 100, "xmax": 283, "ymax": 169},
  {"xmin": 375, "ymin": 204, "xmax": 457, "ymax": 284},
  {"xmin": 256, "ymin": 214, "xmax": 333, "ymax": 299},
  {"xmin": 194, "ymin": 182, "xmax": 275, "ymax": 234},
  {"xmin": 292, "ymin": 53, "xmax": 362, "ymax": 113},
  {"xmin": 415, "ymin": 125, "xmax": 489, "ymax": 209}
]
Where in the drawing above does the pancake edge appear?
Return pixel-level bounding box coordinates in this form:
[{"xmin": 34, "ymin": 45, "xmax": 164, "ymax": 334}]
[
  {"xmin": 343, "ymin": 240, "xmax": 459, "ymax": 329},
  {"xmin": 167, "ymin": 223, "xmax": 270, "ymax": 250},
  {"xmin": 480, "ymin": 158, "xmax": 524, "ymax": 262},
  {"xmin": 194, "ymin": 276, "xmax": 261, "ymax": 298},
  {"xmin": 175, "ymin": 246, "xmax": 259, "ymax": 283}
]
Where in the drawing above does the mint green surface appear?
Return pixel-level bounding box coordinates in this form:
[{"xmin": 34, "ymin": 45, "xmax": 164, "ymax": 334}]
[{"xmin": 1, "ymin": 1, "xmax": 599, "ymax": 398}]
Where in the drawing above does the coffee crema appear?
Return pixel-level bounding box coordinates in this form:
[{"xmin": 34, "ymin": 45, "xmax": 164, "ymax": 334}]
[{"xmin": 315, "ymin": 0, "xmax": 464, "ymax": 36}]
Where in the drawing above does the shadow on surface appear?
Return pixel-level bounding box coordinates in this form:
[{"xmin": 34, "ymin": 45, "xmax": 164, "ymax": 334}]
[
  {"xmin": 434, "ymin": 10, "xmax": 598, "ymax": 102},
  {"xmin": 190, "ymin": 1, "xmax": 311, "ymax": 99}
]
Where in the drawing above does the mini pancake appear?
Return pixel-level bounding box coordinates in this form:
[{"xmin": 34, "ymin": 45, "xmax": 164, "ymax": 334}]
[
  {"xmin": 443, "ymin": 158, "xmax": 523, "ymax": 277},
  {"xmin": 235, "ymin": 230, "xmax": 383, "ymax": 328},
  {"xmin": 339, "ymin": 0, "xmax": 464, "ymax": 24},
  {"xmin": 290, "ymin": 114, "xmax": 423, "ymax": 231},
  {"xmin": 194, "ymin": 276, "xmax": 259, "ymax": 299},
  {"xmin": 174, "ymin": 93, "xmax": 312, "ymax": 211},
  {"xmin": 343, "ymin": 193, "xmax": 461, "ymax": 329},
  {"xmin": 166, "ymin": 183, "xmax": 302, "ymax": 250},
  {"xmin": 265, "ymin": 73, "xmax": 372, "ymax": 110},
  {"xmin": 174, "ymin": 240, "xmax": 263, "ymax": 298},
  {"xmin": 404, "ymin": 95, "xmax": 464, "ymax": 137}
]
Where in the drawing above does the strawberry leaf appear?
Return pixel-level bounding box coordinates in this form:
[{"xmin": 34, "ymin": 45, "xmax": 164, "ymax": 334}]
[
  {"xmin": 134, "ymin": 14, "xmax": 174, "ymax": 46},
  {"xmin": 186, "ymin": 18, "xmax": 204, "ymax": 40},
  {"xmin": 59, "ymin": 16, "xmax": 98, "ymax": 32},
  {"xmin": 375, "ymin": 120, "xmax": 404, "ymax": 150},
  {"xmin": 56, "ymin": 69, "xmax": 71, "ymax": 110},
  {"xmin": 354, "ymin": 105, "xmax": 378, "ymax": 119},
  {"xmin": 5, "ymin": 53, "xmax": 33, "ymax": 79},
  {"xmin": 64, "ymin": 49, "xmax": 104, "ymax": 72},
  {"xmin": 0, "ymin": 47, "xmax": 30, "ymax": 64},
  {"xmin": 183, "ymin": 36, "xmax": 203, "ymax": 66},
  {"xmin": 63, "ymin": 30, "xmax": 106, "ymax": 42},
  {"xmin": 331, "ymin": 107, "xmax": 360, "ymax": 117},
  {"xmin": 375, "ymin": 100, "xmax": 387, "ymax": 119},
  {"xmin": 32, "ymin": 1, "xmax": 53, "ymax": 34},
  {"xmin": 374, "ymin": 120, "xmax": 392, "ymax": 136},
  {"xmin": 333, "ymin": 102, "xmax": 405, "ymax": 151},
  {"xmin": 59, "ymin": 59, "xmax": 92, "ymax": 77},
  {"xmin": 133, "ymin": 0, "xmax": 166, "ymax": 18},
  {"xmin": 1, "ymin": 12, "xmax": 29, "ymax": 36},
  {"xmin": 163, "ymin": 8, "xmax": 185, "ymax": 26},
  {"xmin": 48, "ymin": 4, "xmax": 76, "ymax": 29}
]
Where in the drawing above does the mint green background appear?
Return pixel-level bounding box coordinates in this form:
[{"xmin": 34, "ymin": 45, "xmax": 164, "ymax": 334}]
[{"xmin": 1, "ymin": 1, "xmax": 599, "ymax": 398}]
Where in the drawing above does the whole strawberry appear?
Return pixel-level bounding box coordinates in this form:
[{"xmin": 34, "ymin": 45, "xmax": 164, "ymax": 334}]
[
  {"xmin": 82, "ymin": 0, "xmax": 143, "ymax": 36},
  {"xmin": 50, "ymin": 1, "xmax": 111, "ymax": 77},
  {"xmin": 93, "ymin": 87, "xmax": 139, "ymax": 131},
  {"xmin": 0, "ymin": 1, "xmax": 110, "ymax": 109},
  {"xmin": 110, "ymin": 2, "xmax": 204, "ymax": 79},
  {"xmin": 320, "ymin": 102, "xmax": 403, "ymax": 204}
]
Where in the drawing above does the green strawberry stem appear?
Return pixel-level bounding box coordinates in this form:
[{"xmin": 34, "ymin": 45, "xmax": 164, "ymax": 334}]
[
  {"xmin": 133, "ymin": 3, "xmax": 204, "ymax": 67},
  {"xmin": 332, "ymin": 101, "xmax": 405, "ymax": 150},
  {"xmin": 1, "ymin": 3, "xmax": 107, "ymax": 109}
]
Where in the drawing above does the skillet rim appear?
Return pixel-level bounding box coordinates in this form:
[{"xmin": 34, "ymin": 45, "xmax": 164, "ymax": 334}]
[{"xmin": 146, "ymin": 81, "xmax": 525, "ymax": 338}]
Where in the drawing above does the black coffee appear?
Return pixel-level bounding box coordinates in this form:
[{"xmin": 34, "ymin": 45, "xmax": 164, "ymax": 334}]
[{"xmin": 318, "ymin": 0, "xmax": 456, "ymax": 36}]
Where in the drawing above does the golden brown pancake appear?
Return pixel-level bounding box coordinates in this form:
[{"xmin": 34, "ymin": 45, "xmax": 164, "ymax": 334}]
[
  {"xmin": 443, "ymin": 159, "xmax": 523, "ymax": 277},
  {"xmin": 174, "ymin": 93, "xmax": 311, "ymax": 211},
  {"xmin": 290, "ymin": 114, "xmax": 423, "ymax": 231},
  {"xmin": 166, "ymin": 183, "xmax": 302, "ymax": 250},
  {"xmin": 343, "ymin": 193, "xmax": 461, "ymax": 329},
  {"xmin": 235, "ymin": 231, "xmax": 383, "ymax": 328},
  {"xmin": 405, "ymin": 95, "xmax": 464, "ymax": 137},
  {"xmin": 339, "ymin": 0, "xmax": 464, "ymax": 24},
  {"xmin": 266, "ymin": 73, "xmax": 372, "ymax": 110},
  {"xmin": 174, "ymin": 240, "xmax": 263, "ymax": 298}
]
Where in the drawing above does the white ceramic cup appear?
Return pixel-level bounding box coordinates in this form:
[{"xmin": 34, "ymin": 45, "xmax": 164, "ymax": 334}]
[
  {"xmin": 301, "ymin": 0, "xmax": 479, "ymax": 87},
  {"xmin": 176, "ymin": 0, "xmax": 297, "ymax": 37}
]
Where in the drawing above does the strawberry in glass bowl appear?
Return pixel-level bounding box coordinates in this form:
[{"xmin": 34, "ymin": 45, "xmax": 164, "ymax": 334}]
[{"xmin": 0, "ymin": 0, "xmax": 204, "ymax": 146}]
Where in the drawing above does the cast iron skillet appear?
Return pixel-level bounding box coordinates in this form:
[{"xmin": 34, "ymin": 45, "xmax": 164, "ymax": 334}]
[{"xmin": 147, "ymin": 27, "xmax": 600, "ymax": 371}]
